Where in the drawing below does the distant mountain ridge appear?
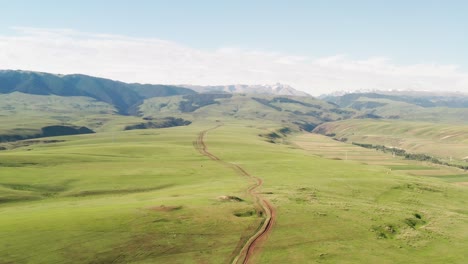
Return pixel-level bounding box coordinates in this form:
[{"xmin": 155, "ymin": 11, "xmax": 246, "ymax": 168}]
[
  {"xmin": 322, "ymin": 91, "xmax": 468, "ymax": 108},
  {"xmin": 180, "ymin": 83, "xmax": 310, "ymax": 97},
  {"xmin": 0, "ymin": 70, "xmax": 195, "ymax": 115},
  {"xmin": 318, "ymin": 90, "xmax": 468, "ymax": 123}
]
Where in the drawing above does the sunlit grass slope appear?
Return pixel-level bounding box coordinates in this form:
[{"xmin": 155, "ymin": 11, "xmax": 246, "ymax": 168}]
[
  {"xmin": 355, "ymin": 97, "xmax": 468, "ymax": 123},
  {"xmin": 206, "ymin": 124, "xmax": 468, "ymax": 263},
  {"xmin": 1, "ymin": 121, "xmax": 467, "ymax": 263},
  {"xmin": 0, "ymin": 124, "xmax": 259, "ymax": 263},
  {"xmin": 140, "ymin": 94, "xmax": 350, "ymax": 127},
  {"xmin": 0, "ymin": 92, "xmax": 145, "ymax": 135},
  {"xmin": 294, "ymin": 133, "xmax": 468, "ymax": 184},
  {"xmin": 323, "ymin": 94, "xmax": 468, "ymax": 124},
  {"xmin": 315, "ymin": 119, "xmax": 468, "ymax": 163}
]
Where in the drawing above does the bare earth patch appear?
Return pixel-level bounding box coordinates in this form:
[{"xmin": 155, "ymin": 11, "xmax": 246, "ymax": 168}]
[
  {"xmin": 217, "ymin": 195, "xmax": 244, "ymax": 202},
  {"xmin": 148, "ymin": 205, "xmax": 182, "ymax": 212}
]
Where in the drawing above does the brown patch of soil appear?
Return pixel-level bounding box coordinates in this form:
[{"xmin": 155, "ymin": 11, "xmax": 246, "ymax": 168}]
[
  {"xmin": 218, "ymin": 195, "xmax": 244, "ymax": 202},
  {"xmin": 148, "ymin": 205, "xmax": 182, "ymax": 212}
]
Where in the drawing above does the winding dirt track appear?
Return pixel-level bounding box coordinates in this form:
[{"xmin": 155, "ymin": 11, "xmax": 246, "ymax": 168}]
[{"xmin": 194, "ymin": 125, "xmax": 276, "ymax": 264}]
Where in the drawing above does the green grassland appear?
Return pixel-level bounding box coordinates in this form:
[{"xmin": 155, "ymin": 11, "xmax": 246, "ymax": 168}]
[
  {"xmin": 0, "ymin": 92, "xmax": 164, "ymax": 139},
  {"xmin": 1, "ymin": 90, "xmax": 468, "ymax": 263},
  {"xmin": 315, "ymin": 119, "xmax": 468, "ymax": 164},
  {"xmin": 350, "ymin": 97, "xmax": 468, "ymax": 123},
  {"xmin": 1, "ymin": 121, "xmax": 467, "ymax": 263},
  {"xmin": 139, "ymin": 94, "xmax": 350, "ymax": 129},
  {"xmin": 0, "ymin": 92, "xmax": 128, "ymax": 134},
  {"xmin": 0, "ymin": 92, "xmax": 350, "ymax": 142},
  {"xmin": 0, "ymin": 124, "xmax": 261, "ymax": 263},
  {"xmin": 206, "ymin": 125, "xmax": 468, "ymax": 263},
  {"xmin": 322, "ymin": 93, "xmax": 468, "ymax": 124}
]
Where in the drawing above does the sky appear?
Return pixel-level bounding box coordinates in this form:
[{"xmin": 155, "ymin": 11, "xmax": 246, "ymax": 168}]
[{"xmin": 0, "ymin": 0, "xmax": 467, "ymax": 95}]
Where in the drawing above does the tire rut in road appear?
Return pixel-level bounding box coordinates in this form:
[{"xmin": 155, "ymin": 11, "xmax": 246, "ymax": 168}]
[{"xmin": 194, "ymin": 126, "xmax": 276, "ymax": 264}]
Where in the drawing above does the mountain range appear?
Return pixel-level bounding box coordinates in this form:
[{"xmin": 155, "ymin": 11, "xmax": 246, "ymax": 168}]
[
  {"xmin": 0, "ymin": 70, "xmax": 194, "ymax": 115},
  {"xmin": 0, "ymin": 71, "xmax": 312, "ymax": 115},
  {"xmin": 180, "ymin": 83, "xmax": 310, "ymax": 97}
]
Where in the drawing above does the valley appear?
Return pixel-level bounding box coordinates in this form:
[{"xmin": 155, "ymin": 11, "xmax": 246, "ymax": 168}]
[
  {"xmin": 1, "ymin": 121, "xmax": 467, "ymax": 263},
  {"xmin": 0, "ymin": 71, "xmax": 467, "ymax": 263}
]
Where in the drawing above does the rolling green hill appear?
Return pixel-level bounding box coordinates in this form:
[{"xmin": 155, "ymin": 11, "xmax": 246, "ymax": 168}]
[
  {"xmin": 0, "ymin": 70, "xmax": 195, "ymax": 114},
  {"xmin": 0, "ymin": 88, "xmax": 356, "ymax": 143},
  {"xmin": 0, "ymin": 92, "xmax": 141, "ymax": 141},
  {"xmin": 322, "ymin": 92, "xmax": 468, "ymax": 123},
  {"xmin": 139, "ymin": 93, "xmax": 355, "ymax": 131},
  {"xmin": 0, "ymin": 121, "xmax": 467, "ymax": 263},
  {"xmin": 1, "ymin": 71, "xmax": 467, "ymax": 263},
  {"xmin": 314, "ymin": 119, "xmax": 468, "ymax": 166},
  {"xmin": 323, "ymin": 91, "xmax": 468, "ymax": 109}
]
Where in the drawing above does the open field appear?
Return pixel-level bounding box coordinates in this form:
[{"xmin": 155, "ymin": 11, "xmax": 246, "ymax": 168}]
[
  {"xmin": 200, "ymin": 124, "xmax": 468, "ymax": 263},
  {"xmin": 314, "ymin": 119, "xmax": 468, "ymax": 164},
  {"xmin": 293, "ymin": 133, "xmax": 468, "ymax": 184},
  {"xmin": 2, "ymin": 5, "xmax": 468, "ymax": 264},
  {"xmin": 0, "ymin": 124, "xmax": 261, "ymax": 263},
  {"xmin": 1, "ymin": 121, "xmax": 467, "ymax": 263}
]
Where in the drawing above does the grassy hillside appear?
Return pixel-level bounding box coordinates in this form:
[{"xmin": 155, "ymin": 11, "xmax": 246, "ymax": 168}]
[
  {"xmin": 1, "ymin": 121, "xmax": 467, "ymax": 263},
  {"xmin": 0, "ymin": 92, "xmax": 141, "ymax": 138},
  {"xmin": 324, "ymin": 92, "xmax": 468, "ymax": 109},
  {"xmin": 0, "ymin": 124, "xmax": 259, "ymax": 263},
  {"xmin": 207, "ymin": 125, "xmax": 467, "ymax": 263},
  {"xmin": 1, "ymin": 79, "xmax": 467, "ymax": 263},
  {"xmin": 314, "ymin": 119, "xmax": 468, "ymax": 164},
  {"xmin": 0, "ymin": 70, "xmax": 195, "ymax": 114},
  {"xmin": 0, "ymin": 91, "xmax": 355, "ymax": 143},
  {"xmin": 140, "ymin": 93, "xmax": 354, "ymax": 131},
  {"xmin": 322, "ymin": 92, "xmax": 468, "ymax": 123},
  {"xmin": 0, "ymin": 92, "xmax": 117, "ymax": 136},
  {"xmin": 352, "ymin": 97, "xmax": 468, "ymax": 123},
  {"xmin": 0, "ymin": 92, "xmax": 196, "ymax": 144}
]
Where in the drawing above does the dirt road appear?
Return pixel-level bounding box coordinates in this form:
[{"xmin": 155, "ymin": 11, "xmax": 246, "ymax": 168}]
[{"xmin": 194, "ymin": 126, "xmax": 276, "ymax": 264}]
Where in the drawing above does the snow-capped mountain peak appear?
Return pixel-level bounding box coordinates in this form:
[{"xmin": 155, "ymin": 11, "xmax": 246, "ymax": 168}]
[{"xmin": 180, "ymin": 83, "xmax": 310, "ymax": 96}]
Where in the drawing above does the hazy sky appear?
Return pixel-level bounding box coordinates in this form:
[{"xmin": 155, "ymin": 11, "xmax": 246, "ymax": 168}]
[{"xmin": 0, "ymin": 0, "xmax": 467, "ymax": 95}]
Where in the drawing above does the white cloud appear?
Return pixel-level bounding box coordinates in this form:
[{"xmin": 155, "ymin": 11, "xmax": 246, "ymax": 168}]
[{"xmin": 1, "ymin": 27, "xmax": 467, "ymax": 95}]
